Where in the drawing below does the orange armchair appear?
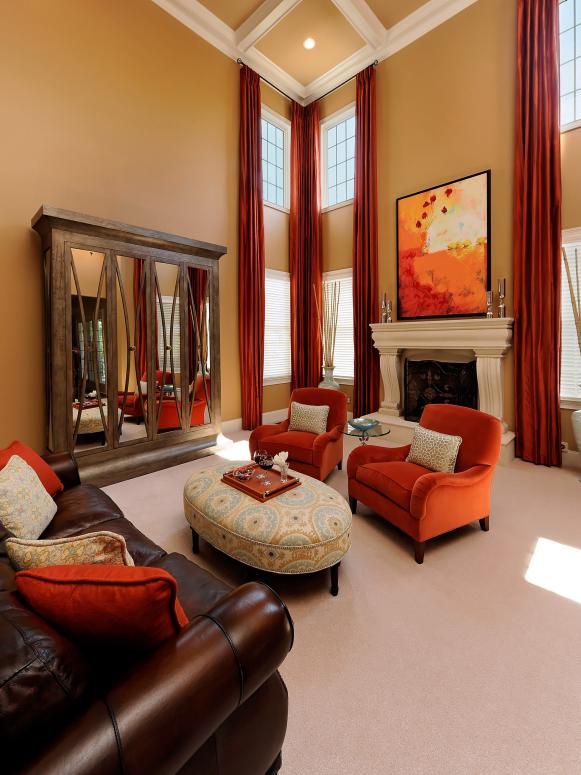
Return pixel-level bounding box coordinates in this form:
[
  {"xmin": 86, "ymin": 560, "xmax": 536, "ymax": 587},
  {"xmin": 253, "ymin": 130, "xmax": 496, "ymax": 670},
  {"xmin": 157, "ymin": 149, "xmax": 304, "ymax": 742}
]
[
  {"xmin": 347, "ymin": 404, "xmax": 502, "ymax": 563},
  {"xmin": 249, "ymin": 387, "xmax": 347, "ymax": 481}
]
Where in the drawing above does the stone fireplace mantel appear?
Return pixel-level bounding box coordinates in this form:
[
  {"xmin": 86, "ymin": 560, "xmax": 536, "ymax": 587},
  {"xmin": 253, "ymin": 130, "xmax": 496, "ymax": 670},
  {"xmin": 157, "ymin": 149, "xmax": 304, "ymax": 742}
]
[{"xmin": 368, "ymin": 318, "xmax": 515, "ymax": 462}]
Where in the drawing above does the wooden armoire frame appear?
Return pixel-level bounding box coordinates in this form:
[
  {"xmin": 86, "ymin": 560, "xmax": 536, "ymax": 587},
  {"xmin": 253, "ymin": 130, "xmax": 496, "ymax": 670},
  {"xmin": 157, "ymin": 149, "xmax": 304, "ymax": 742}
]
[{"xmin": 32, "ymin": 206, "xmax": 225, "ymax": 485}]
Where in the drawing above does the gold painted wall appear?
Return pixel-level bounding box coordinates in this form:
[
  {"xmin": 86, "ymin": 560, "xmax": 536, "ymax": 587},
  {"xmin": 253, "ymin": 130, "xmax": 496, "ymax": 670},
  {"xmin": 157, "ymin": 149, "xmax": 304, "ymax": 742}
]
[{"xmin": 0, "ymin": 0, "xmax": 240, "ymax": 451}]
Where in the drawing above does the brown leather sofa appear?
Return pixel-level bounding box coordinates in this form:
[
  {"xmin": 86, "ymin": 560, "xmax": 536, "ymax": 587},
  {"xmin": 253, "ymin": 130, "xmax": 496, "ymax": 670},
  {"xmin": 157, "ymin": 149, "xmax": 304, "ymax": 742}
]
[{"xmin": 0, "ymin": 453, "xmax": 294, "ymax": 775}]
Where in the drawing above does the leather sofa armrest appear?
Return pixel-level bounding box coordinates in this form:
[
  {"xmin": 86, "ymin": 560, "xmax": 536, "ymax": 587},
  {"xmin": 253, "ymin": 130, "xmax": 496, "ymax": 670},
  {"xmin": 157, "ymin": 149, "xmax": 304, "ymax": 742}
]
[
  {"xmin": 410, "ymin": 465, "xmax": 492, "ymax": 520},
  {"xmin": 42, "ymin": 451, "xmax": 81, "ymax": 489},
  {"xmin": 347, "ymin": 443, "xmax": 411, "ymax": 480},
  {"xmin": 22, "ymin": 582, "xmax": 293, "ymax": 775}
]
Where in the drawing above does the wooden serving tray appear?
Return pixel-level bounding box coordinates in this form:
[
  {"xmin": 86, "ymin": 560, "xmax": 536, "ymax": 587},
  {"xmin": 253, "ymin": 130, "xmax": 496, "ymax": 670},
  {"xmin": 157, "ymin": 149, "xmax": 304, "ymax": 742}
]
[{"xmin": 222, "ymin": 463, "xmax": 301, "ymax": 502}]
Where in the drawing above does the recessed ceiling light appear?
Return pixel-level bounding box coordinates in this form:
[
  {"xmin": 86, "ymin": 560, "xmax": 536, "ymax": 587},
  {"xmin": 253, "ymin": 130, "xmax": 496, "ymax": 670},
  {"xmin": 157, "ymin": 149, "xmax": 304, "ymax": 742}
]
[{"xmin": 303, "ymin": 37, "xmax": 316, "ymax": 50}]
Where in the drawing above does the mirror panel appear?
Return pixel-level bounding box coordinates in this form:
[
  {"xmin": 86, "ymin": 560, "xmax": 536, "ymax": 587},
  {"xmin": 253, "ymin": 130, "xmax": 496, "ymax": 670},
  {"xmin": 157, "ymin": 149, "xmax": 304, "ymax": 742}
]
[
  {"xmin": 186, "ymin": 265, "xmax": 211, "ymax": 426},
  {"xmin": 115, "ymin": 255, "xmax": 148, "ymax": 444},
  {"xmin": 153, "ymin": 261, "xmax": 183, "ymax": 433},
  {"xmin": 70, "ymin": 248, "xmax": 109, "ymax": 451}
]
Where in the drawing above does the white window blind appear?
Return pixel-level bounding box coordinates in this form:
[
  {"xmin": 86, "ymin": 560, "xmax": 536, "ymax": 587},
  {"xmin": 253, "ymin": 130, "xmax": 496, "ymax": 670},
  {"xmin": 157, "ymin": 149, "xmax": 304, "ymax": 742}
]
[
  {"xmin": 264, "ymin": 269, "xmax": 291, "ymax": 384},
  {"xmin": 561, "ymin": 238, "xmax": 581, "ymax": 399},
  {"xmin": 323, "ymin": 270, "xmax": 354, "ymax": 381},
  {"xmin": 157, "ymin": 296, "xmax": 181, "ymax": 374}
]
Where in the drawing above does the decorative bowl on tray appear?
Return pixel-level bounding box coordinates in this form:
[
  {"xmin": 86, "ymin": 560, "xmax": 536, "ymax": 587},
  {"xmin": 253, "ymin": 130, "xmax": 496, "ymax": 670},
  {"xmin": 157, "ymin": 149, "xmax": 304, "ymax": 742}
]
[
  {"xmin": 232, "ymin": 466, "xmax": 254, "ymax": 481},
  {"xmin": 349, "ymin": 417, "xmax": 379, "ymax": 431}
]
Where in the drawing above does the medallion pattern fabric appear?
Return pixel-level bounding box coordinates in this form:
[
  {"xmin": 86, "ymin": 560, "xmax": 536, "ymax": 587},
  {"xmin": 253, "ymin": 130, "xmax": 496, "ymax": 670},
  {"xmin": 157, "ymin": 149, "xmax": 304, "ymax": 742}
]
[
  {"xmin": 406, "ymin": 426, "xmax": 462, "ymax": 473},
  {"xmin": 183, "ymin": 463, "xmax": 351, "ymax": 574},
  {"xmin": 288, "ymin": 401, "xmax": 329, "ymax": 436},
  {"xmin": 0, "ymin": 456, "xmax": 57, "ymax": 539},
  {"xmin": 6, "ymin": 531, "xmax": 134, "ymax": 571}
]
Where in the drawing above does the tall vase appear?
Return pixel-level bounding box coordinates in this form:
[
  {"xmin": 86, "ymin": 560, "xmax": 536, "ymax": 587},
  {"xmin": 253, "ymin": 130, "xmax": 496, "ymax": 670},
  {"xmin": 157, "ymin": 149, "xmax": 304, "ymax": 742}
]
[{"xmin": 319, "ymin": 366, "xmax": 340, "ymax": 390}]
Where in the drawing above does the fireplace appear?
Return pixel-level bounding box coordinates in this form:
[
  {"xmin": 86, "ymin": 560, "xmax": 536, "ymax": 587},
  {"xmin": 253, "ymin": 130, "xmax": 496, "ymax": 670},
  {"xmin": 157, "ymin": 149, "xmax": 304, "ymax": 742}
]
[{"xmin": 404, "ymin": 359, "xmax": 477, "ymax": 422}]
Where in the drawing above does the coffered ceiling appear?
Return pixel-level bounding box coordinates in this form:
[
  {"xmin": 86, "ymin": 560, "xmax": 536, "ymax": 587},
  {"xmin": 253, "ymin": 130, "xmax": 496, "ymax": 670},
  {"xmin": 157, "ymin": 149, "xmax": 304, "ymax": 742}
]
[{"xmin": 152, "ymin": 0, "xmax": 479, "ymax": 104}]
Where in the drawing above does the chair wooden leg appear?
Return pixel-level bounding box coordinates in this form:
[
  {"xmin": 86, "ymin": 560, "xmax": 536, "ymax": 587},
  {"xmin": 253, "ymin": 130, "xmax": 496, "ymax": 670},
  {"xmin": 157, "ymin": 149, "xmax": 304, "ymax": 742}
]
[
  {"xmin": 479, "ymin": 516, "xmax": 490, "ymax": 532},
  {"xmin": 330, "ymin": 562, "xmax": 340, "ymax": 596},
  {"xmin": 337, "ymin": 460, "xmax": 343, "ymax": 471},
  {"xmin": 191, "ymin": 528, "xmax": 199, "ymax": 554},
  {"xmin": 414, "ymin": 540, "xmax": 425, "ymax": 564},
  {"xmin": 349, "ymin": 496, "xmax": 357, "ymax": 514}
]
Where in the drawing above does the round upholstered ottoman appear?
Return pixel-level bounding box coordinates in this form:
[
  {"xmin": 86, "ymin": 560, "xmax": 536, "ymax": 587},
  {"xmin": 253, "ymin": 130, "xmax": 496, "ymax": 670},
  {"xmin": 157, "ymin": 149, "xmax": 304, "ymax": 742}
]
[{"xmin": 183, "ymin": 462, "xmax": 352, "ymax": 595}]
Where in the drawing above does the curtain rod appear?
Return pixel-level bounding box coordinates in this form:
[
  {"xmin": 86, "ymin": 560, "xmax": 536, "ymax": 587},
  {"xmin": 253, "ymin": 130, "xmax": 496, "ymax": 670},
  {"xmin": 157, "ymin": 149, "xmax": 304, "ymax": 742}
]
[{"xmin": 237, "ymin": 59, "xmax": 378, "ymax": 105}]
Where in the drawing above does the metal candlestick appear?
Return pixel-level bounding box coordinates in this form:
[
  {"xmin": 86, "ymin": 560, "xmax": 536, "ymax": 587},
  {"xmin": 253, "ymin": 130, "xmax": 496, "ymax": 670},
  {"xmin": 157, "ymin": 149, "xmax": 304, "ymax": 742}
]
[
  {"xmin": 486, "ymin": 291, "xmax": 494, "ymax": 319},
  {"xmin": 381, "ymin": 293, "xmax": 388, "ymax": 323},
  {"xmin": 386, "ymin": 299, "xmax": 392, "ymax": 323},
  {"xmin": 497, "ymin": 278, "xmax": 506, "ymax": 318}
]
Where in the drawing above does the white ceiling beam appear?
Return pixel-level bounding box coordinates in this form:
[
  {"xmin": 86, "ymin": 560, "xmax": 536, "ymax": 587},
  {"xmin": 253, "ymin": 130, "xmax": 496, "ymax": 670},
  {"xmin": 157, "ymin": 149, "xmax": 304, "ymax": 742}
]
[
  {"xmin": 331, "ymin": 0, "xmax": 386, "ymax": 49},
  {"xmin": 236, "ymin": 0, "xmax": 303, "ymax": 52},
  {"xmin": 243, "ymin": 47, "xmax": 307, "ymax": 102}
]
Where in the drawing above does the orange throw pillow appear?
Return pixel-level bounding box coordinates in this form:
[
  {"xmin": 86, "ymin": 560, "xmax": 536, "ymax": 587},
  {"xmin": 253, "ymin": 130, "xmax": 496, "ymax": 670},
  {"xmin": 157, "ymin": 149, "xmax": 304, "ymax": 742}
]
[
  {"xmin": 16, "ymin": 565, "xmax": 188, "ymax": 654},
  {"xmin": 0, "ymin": 441, "xmax": 63, "ymax": 497}
]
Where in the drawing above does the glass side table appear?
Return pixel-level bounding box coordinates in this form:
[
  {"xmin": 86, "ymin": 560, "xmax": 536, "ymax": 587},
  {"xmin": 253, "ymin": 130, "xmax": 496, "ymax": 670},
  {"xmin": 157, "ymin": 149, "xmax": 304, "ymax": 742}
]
[{"xmin": 342, "ymin": 423, "xmax": 391, "ymax": 445}]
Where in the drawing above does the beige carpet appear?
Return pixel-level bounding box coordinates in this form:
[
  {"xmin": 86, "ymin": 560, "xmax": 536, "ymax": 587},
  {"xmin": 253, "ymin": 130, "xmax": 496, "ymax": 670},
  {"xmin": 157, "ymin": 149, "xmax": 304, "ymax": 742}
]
[{"xmin": 104, "ymin": 433, "xmax": 581, "ymax": 775}]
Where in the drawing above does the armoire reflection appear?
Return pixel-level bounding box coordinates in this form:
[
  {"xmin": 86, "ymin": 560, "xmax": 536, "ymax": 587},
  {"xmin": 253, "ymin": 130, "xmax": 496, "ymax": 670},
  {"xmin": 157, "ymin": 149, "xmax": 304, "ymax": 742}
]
[{"xmin": 152, "ymin": 261, "xmax": 211, "ymax": 434}]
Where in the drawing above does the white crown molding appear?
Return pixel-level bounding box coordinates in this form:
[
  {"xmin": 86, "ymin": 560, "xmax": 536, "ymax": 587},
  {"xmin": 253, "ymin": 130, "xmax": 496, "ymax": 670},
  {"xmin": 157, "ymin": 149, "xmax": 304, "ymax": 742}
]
[
  {"xmin": 236, "ymin": 0, "xmax": 302, "ymax": 51},
  {"xmin": 153, "ymin": 0, "xmax": 481, "ymax": 106},
  {"xmin": 151, "ymin": 0, "xmax": 237, "ymax": 58},
  {"xmin": 382, "ymin": 0, "xmax": 479, "ymax": 61},
  {"xmin": 244, "ymin": 47, "xmax": 307, "ymax": 102},
  {"xmin": 331, "ymin": 0, "xmax": 386, "ymax": 49}
]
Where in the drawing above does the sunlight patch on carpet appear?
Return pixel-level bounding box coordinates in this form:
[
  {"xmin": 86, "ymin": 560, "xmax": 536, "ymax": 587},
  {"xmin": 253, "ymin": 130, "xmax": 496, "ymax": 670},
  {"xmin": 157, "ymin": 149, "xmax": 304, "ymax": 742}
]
[
  {"xmin": 525, "ymin": 537, "xmax": 581, "ymax": 604},
  {"xmin": 215, "ymin": 435, "xmax": 251, "ymax": 462}
]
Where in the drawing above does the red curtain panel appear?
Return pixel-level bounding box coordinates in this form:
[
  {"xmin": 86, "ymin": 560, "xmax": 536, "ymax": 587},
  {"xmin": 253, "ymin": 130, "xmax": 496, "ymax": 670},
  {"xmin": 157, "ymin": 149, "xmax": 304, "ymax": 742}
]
[
  {"xmin": 513, "ymin": 0, "xmax": 562, "ymax": 465},
  {"xmin": 352, "ymin": 65, "xmax": 379, "ymax": 418},
  {"xmin": 290, "ymin": 100, "xmax": 322, "ymax": 389},
  {"xmin": 238, "ymin": 65, "xmax": 265, "ymax": 430}
]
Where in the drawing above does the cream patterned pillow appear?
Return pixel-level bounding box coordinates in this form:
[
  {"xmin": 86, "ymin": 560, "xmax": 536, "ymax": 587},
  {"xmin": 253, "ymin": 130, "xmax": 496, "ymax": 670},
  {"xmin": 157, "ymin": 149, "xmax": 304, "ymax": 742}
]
[
  {"xmin": 289, "ymin": 401, "xmax": 330, "ymax": 435},
  {"xmin": 0, "ymin": 456, "xmax": 57, "ymax": 539},
  {"xmin": 406, "ymin": 425, "xmax": 462, "ymax": 473},
  {"xmin": 6, "ymin": 531, "xmax": 135, "ymax": 571}
]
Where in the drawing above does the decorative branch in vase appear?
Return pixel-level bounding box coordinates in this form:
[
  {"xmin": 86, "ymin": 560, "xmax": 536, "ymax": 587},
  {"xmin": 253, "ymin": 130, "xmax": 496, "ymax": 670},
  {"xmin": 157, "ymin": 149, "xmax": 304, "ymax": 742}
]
[
  {"xmin": 562, "ymin": 246, "xmax": 581, "ymax": 461},
  {"xmin": 314, "ymin": 281, "xmax": 341, "ymax": 390}
]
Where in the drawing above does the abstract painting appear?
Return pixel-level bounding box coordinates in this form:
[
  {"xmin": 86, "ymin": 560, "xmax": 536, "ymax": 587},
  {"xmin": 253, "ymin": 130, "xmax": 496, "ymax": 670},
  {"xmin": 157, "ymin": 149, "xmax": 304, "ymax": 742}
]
[{"xmin": 396, "ymin": 170, "xmax": 490, "ymax": 319}]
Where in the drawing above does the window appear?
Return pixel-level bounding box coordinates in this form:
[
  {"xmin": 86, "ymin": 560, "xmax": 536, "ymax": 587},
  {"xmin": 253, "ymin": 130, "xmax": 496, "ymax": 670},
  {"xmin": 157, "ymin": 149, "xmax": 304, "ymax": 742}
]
[
  {"xmin": 157, "ymin": 296, "xmax": 181, "ymax": 373},
  {"xmin": 321, "ymin": 106, "xmax": 355, "ymax": 209},
  {"xmin": 264, "ymin": 269, "xmax": 291, "ymax": 384},
  {"xmin": 559, "ymin": 0, "xmax": 581, "ymax": 129},
  {"xmin": 323, "ymin": 269, "xmax": 354, "ymax": 382},
  {"xmin": 261, "ymin": 107, "xmax": 290, "ymax": 210},
  {"xmin": 561, "ymin": 230, "xmax": 581, "ymax": 402}
]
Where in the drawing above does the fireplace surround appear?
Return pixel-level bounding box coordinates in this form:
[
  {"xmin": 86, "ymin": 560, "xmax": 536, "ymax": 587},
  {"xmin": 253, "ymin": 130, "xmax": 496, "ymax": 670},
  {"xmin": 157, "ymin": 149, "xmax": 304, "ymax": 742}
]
[{"xmin": 368, "ymin": 318, "xmax": 515, "ymax": 463}]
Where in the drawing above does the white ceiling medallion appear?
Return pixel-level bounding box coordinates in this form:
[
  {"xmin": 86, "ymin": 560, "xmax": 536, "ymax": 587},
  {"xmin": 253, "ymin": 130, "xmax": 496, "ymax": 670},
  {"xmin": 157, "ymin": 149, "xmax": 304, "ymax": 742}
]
[{"xmin": 152, "ymin": 0, "xmax": 480, "ymax": 105}]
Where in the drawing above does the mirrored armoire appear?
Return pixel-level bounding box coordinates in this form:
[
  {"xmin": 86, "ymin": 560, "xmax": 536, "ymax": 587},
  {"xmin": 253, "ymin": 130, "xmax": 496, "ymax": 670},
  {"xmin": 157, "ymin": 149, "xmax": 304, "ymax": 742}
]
[{"xmin": 33, "ymin": 206, "xmax": 224, "ymax": 485}]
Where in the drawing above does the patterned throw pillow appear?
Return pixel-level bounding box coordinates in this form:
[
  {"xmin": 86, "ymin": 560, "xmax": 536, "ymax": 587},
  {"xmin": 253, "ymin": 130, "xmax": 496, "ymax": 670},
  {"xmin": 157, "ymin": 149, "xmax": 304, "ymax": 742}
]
[
  {"xmin": 406, "ymin": 425, "xmax": 462, "ymax": 473},
  {"xmin": 288, "ymin": 401, "xmax": 330, "ymax": 435},
  {"xmin": 6, "ymin": 531, "xmax": 134, "ymax": 571},
  {"xmin": 0, "ymin": 456, "xmax": 57, "ymax": 539}
]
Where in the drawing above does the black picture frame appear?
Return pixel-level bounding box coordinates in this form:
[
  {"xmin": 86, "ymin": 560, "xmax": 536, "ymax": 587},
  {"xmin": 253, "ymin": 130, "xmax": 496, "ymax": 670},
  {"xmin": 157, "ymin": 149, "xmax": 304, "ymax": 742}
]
[{"xmin": 395, "ymin": 169, "xmax": 491, "ymax": 321}]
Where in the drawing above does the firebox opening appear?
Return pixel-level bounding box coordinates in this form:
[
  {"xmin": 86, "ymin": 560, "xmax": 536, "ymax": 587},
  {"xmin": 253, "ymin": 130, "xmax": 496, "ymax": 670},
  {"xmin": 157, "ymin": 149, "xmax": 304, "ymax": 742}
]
[{"xmin": 404, "ymin": 359, "xmax": 478, "ymax": 422}]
